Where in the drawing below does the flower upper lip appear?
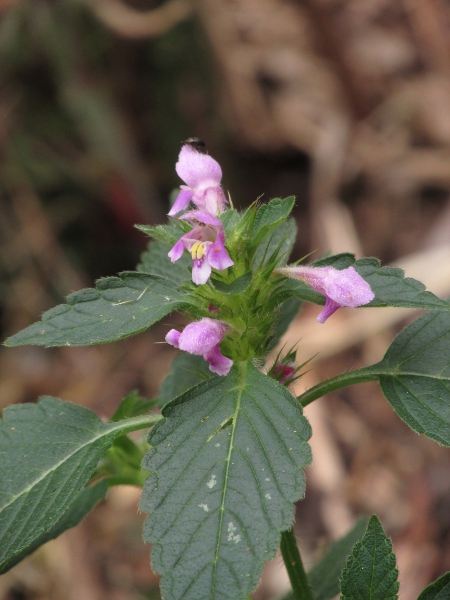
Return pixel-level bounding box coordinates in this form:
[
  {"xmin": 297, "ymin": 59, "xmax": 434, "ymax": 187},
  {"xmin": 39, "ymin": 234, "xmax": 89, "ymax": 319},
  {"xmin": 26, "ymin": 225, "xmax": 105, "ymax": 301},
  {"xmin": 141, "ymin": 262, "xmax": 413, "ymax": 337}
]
[{"xmin": 169, "ymin": 145, "xmax": 228, "ymax": 216}]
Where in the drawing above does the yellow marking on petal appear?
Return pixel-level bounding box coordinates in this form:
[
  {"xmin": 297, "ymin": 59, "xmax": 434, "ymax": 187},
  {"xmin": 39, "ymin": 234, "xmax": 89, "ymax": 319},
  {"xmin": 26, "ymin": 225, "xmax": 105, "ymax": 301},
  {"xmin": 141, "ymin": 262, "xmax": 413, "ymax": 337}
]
[{"xmin": 190, "ymin": 241, "xmax": 206, "ymax": 260}]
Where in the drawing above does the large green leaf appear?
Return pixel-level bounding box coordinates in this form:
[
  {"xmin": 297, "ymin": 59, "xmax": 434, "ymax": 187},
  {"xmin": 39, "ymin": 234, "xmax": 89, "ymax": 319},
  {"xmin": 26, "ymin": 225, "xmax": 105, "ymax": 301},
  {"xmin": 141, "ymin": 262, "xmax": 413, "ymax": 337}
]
[
  {"xmin": 418, "ymin": 572, "xmax": 450, "ymax": 600},
  {"xmin": 4, "ymin": 272, "xmax": 190, "ymax": 347},
  {"xmin": 377, "ymin": 310, "xmax": 450, "ymax": 446},
  {"xmin": 299, "ymin": 309, "xmax": 450, "ymax": 447},
  {"xmin": 141, "ymin": 361, "xmax": 312, "ymax": 600},
  {"xmin": 340, "ymin": 515, "xmax": 399, "ymax": 600},
  {"xmin": 1, "ymin": 480, "xmax": 108, "ymax": 572},
  {"xmin": 0, "ymin": 397, "xmax": 160, "ymax": 572}
]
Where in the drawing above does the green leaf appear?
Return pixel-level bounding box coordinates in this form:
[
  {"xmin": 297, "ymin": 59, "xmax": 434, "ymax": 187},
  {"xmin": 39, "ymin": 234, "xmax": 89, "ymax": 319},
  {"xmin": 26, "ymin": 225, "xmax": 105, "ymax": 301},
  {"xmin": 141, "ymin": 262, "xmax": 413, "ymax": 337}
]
[
  {"xmin": 377, "ymin": 310, "xmax": 450, "ymax": 446},
  {"xmin": 340, "ymin": 515, "xmax": 399, "ymax": 600},
  {"xmin": 4, "ymin": 272, "xmax": 190, "ymax": 347},
  {"xmin": 220, "ymin": 208, "xmax": 241, "ymax": 241},
  {"xmin": 141, "ymin": 361, "xmax": 312, "ymax": 600},
  {"xmin": 137, "ymin": 239, "xmax": 191, "ymax": 284},
  {"xmin": 212, "ymin": 272, "xmax": 252, "ymax": 295},
  {"xmin": 308, "ymin": 254, "xmax": 450, "ymax": 311},
  {"xmin": 254, "ymin": 218, "xmax": 297, "ymax": 270},
  {"xmin": 251, "ymin": 196, "xmax": 295, "ymax": 247},
  {"xmin": 300, "ymin": 308, "xmax": 450, "ymax": 446},
  {"xmin": 135, "ymin": 222, "xmax": 188, "ymax": 246},
  {"xmin": 418, "ymin": 571, "xmax": 450, "ymax": 600},
  {"xmin": 159, "ymin": 352, "xmax": 213, "ymax": 406},
  {"xmin": 110, "ymin": 390, "xmax": 157, "ymax": 422},
  {"xmin": 0, "ymin": 397, "xmax": 160, "ymax": 572},
  {"xmin": 1, "ymin": 480, "xmax": 108, "ymax": 573},
  {"xmin": 307, "ymin": 517, "xmax": 369, "ymax": 600},
  {"xmin": 266, "ymin": 297, "xmax": 302, "ymax": 353}
]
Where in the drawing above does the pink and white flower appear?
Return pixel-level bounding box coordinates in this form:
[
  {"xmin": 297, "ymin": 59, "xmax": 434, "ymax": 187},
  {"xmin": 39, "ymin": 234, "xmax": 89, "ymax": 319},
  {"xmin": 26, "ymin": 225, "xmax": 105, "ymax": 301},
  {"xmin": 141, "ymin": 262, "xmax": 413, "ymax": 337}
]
[
  {"xmin": 275, "ymin": 265, "xmax": 374, "ymax": 323},
  {"xmin": 169, "ymin": 144, "xmax": 228, "ymax": 216},
  {"xmin": 168, "ymin": 210, "xmax": 234, "ymax": 285},
  {"xmin": 166, "ymin": 317, "xmax": 233, "ymax": 376}
]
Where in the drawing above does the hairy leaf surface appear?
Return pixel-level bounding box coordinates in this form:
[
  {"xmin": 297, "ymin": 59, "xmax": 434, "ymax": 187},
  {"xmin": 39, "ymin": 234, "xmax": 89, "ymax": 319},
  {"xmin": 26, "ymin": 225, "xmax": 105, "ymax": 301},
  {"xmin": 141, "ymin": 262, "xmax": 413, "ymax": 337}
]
[
  {"xmin": 1, "ymin": 480, "xmax": 107, "ymax": 572},
  {"xmin": 340, "ymin": 515, "xmax": 399, "ymax": 600},
  {"xmin": 377, "ymin": 310, "xmax": 450, "ymax": 446},
  {"xmin": 0, "ymin": 397, "xmax": 159, "ymax": 572},
  {"xmin": 418, "ymin": 571, "xmax": 450, "ymax": 600},
  {"xmin": 5, "ymin": 272, "xmax": 190, "ymax": 347},
  {"xmin": 159, "ymin": 353, "xmax": 213, "ymax": 406},
  {"xmin": 141, "ymin": 362, "xmax": 312, "ymax": 600}
]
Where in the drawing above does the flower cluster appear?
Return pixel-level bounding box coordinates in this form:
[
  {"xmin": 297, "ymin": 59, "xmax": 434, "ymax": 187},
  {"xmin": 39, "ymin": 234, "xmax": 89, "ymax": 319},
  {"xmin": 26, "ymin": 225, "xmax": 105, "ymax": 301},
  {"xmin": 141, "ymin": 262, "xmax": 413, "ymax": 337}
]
[
  {"xmin": 166, "ymin": 143, "xmax": 234, "ymax": 375},
  {"xmin": 165, "ymin": 141, "xmax": 374, "ymax": 377}
]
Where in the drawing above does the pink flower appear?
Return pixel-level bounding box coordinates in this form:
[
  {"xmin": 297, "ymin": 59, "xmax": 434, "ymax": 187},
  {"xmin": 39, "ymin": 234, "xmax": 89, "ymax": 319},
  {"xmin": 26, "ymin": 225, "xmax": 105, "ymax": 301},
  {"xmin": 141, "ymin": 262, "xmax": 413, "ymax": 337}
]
[
  {"xmin": 275, "ymin": 265, "xmax": 374, "ymax": 323},
  {"xmin": 168, "ymin": 210, "xmax": 234, "ymax": 285},
  {"xmin": 165, "ymin": 317, "xmax": 233, "ymax": 376},
  {"xmin": 168, "ymin": 145, "xmax": 228, "ymax": 216}
]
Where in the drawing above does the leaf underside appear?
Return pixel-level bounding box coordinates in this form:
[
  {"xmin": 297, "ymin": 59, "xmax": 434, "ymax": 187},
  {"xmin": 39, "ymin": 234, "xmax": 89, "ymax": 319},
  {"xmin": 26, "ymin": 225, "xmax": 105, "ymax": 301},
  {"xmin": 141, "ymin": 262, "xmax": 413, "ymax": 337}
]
[
  {"xmin": 5, "ymin": 272, "xmax": 189, "ymax": 347},
  {"xmin": 340, "ymin": 515, "xmax": 399, "ymax": 600},
  {"xmin": 141, "ymin": 362, "xmax": 312, "ymax": 600}
]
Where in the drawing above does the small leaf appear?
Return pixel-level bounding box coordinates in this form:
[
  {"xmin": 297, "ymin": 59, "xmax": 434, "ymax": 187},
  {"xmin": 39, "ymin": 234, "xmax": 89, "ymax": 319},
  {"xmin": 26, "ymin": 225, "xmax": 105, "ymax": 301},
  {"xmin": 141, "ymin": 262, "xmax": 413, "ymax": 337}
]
[
  {"xmin": 251, "ymin": 196, "xmax": 295, "ymax": 247},
  {"xmin": 1, "ymin": 480, "xmax": 108, "ymax": 573},
  {"xmin": 5, "ymin": 272, "xmax": 190, "ymax": 347},
  {"xmin": 340, "ymin": 515, "xmax": 399, "ymax": 600},
  {"xmin": 141, "ymin": 361, "xmax": 312, "ymax": 600},
  {"xmin": 377, "ymin": 310, "xmax": 450, "ymax": 446},
  {"xmin": 253, "ymin": 218, "xmax": 297, "ymax": 269},
  {"xmin": 305, "ymin": 517, "xmax": 369, "ymax": 600},
  {"xmin": 110, "ymin": 390, "xmax": 157, "ymax": 422},
  {"xmin": 418, "ymin": 571, "xmax": 450, "ymax": 600},
  {"xmin": 137, "ymin": 239, "xmax": 191, "ymax": 284},
  {"xmin": 266, "ymin": 297, "xmax": 302, "ymax": 353},
  {"xmin": 159, "ymin": 353, "xmax": 213, "ymax": 406},
  {"xmin": 220, "ymin": 208, "xmax": 241, "ymax": 240},
  {"xmin": 0, "ymin": 397, "xmax": 159, "ymax": 572},
  {"xmin": 212, "ymin": 272, "xmax": 252, "ymax": 295}
]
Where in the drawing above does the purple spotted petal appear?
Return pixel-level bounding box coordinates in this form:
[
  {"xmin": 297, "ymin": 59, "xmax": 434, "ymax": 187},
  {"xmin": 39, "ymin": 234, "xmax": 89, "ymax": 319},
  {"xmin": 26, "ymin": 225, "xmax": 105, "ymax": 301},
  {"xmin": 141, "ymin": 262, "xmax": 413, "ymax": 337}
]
[
  {"xmin": 176, "ymin": 145, "xmax": 222, "ymax": 188},
  {"xmin": 204, "ymin": 345, "xmax": 233, "ymax": 376},
  {"xmin": 207, "ymin": 235, "xmax": 234, "ymax": 270},
  {"xmin": 177, "ymin": 318, "xmax": 228, "ymax": 355},
  {"xmin": 192, "ymin": 256, "xmax": 212, "ymax": 285},
  {"xmin": 168, "ymin": 189, "xmax": 193, "ymax": 216}
]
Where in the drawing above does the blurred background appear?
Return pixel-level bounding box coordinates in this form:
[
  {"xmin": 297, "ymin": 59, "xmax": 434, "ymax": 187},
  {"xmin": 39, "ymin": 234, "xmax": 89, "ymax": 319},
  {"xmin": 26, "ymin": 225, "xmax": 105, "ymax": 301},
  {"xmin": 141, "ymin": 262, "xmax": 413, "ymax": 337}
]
[{"xmin": 1, "ymin": 0, "xmax": 450, "ymax": 598}]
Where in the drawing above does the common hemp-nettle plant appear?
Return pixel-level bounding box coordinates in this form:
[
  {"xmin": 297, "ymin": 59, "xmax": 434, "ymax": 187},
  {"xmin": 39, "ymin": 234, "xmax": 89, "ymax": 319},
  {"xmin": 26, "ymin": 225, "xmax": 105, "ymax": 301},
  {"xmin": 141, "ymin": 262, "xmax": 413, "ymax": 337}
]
[{"xmin": 2, "ymin": 141, "xmax": 450, "ymax": 600}]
